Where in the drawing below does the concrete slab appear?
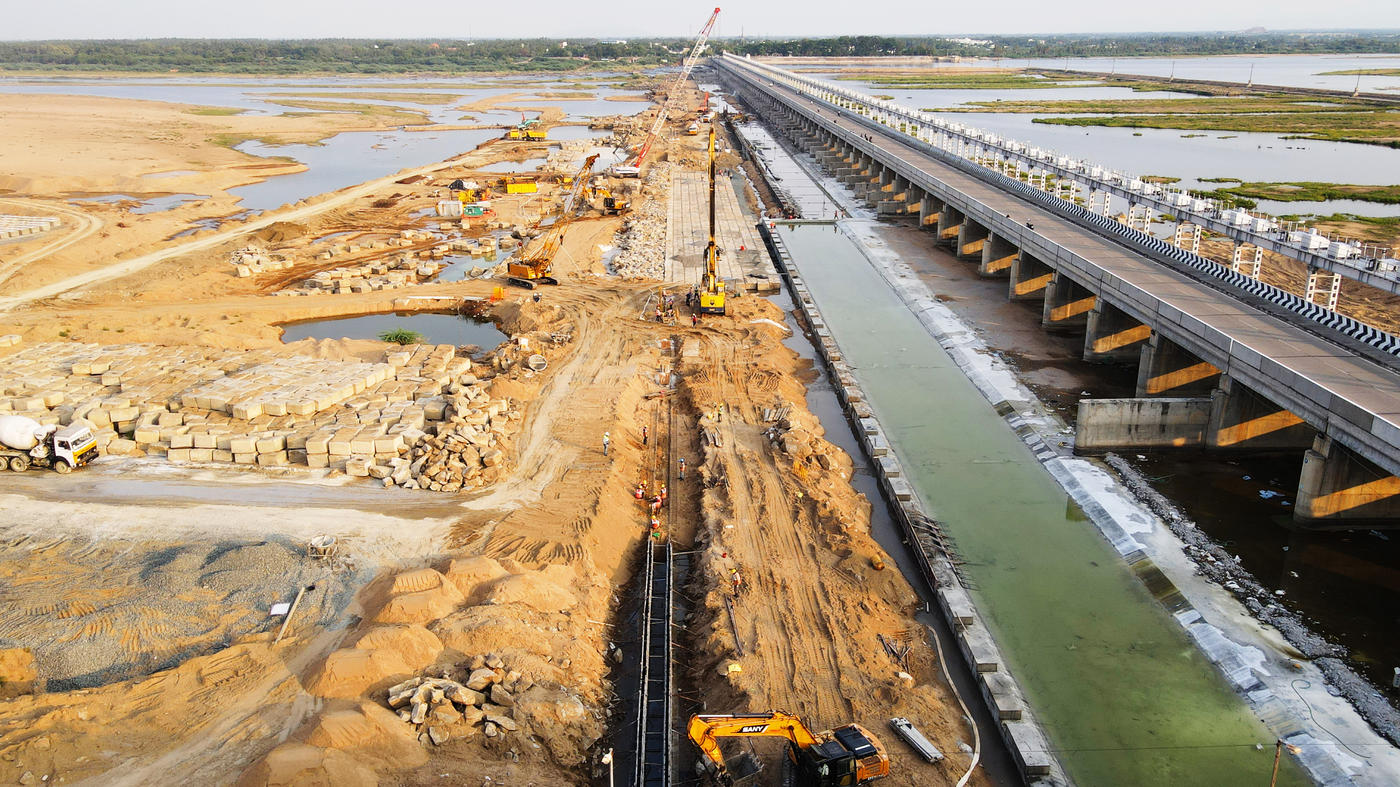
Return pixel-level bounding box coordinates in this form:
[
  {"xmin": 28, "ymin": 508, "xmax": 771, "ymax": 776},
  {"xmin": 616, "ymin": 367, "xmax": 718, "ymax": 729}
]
[{"xmin": 665, "ymin": 171, "xmax": 773, "ymax": 289}]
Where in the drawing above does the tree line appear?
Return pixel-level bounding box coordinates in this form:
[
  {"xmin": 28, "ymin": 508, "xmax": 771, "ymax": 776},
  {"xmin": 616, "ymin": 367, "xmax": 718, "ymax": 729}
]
[{"xmin": 2, "ymin": 33, "xmax": 1397, "ymax": 73}]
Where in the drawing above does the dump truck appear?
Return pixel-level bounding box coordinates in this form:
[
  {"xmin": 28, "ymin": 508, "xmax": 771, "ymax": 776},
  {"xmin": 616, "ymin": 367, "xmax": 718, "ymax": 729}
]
[{"xmin": 0, "ymin": 415, "xmax": 98, "ymax": 473}]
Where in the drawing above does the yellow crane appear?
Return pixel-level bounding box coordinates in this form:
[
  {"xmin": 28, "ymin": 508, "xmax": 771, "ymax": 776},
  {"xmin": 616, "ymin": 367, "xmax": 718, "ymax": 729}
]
[
  {"xmin": 506, "ymin": 153, "xmax": 599, "ymax": 289},
  {"xmin": 697, "ymin": 124, "xmax": 726, "ymax": 315},
  {"xmin": 687, "ymin": 712, "xmax": 891, "ymax": 786}
]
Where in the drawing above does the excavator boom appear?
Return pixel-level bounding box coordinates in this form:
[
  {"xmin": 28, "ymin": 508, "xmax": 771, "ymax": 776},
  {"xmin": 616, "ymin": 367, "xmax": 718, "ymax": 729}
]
[
  {"xmin": 507, "ymin": 154, "xmax": 599, "ymax": 288},
  {"xmin": 688, "ymin": 712, "xmax": 890, "ymax": 786}
]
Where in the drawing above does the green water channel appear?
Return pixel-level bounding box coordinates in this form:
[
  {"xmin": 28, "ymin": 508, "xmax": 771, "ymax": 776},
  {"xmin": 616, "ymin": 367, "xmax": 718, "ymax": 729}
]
[{"xmin": 777, "ymin": 223, "xmax": 1304, "ymax": 786}]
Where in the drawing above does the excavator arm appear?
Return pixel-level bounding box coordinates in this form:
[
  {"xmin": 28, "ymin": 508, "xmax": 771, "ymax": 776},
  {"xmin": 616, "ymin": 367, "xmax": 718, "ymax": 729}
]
[
  {"xmin": 687, "ymin": 712, "xmax": 819, "ymax": 777},
  {"xmin": 509, "ymin": 154, "xmax": 599, "ymax": 286}
]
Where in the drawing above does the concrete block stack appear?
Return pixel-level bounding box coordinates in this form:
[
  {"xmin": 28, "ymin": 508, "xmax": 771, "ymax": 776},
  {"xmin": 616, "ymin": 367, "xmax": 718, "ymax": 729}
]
[
  {"xmin": 229, "ymin": 246, "xmax": 294, "ymax": 278},
  {"xmin": 0, "ymin": 215, "xmax": 60, "ymax": 239},
  {"xmin": 297, "ymin": 254, "xmax": 448, "ymax": 295},
  {"xmin": 0, "ymin": 342, "xmax": 513, "ymax": 491}
]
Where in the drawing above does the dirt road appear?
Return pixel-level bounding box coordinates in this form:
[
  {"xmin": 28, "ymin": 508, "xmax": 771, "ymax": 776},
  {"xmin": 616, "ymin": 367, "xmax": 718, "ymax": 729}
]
[{"xmin": 0, "ymin": 198, "xmax": 103, "ymax": 288}]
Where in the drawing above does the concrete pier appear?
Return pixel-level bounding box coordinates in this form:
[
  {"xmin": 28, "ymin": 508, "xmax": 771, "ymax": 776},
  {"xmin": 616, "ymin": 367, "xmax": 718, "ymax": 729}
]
[
  {"xmin": 1136, "ymin": 335, "xmax": 1221, "ymax": 396},
  {"xmin": 1075, "ymin": 398, "xmax": 1212, "ymax": 451},
  {"xmin": 1206, "ymin": 376, "xmax": 1314, "ymax": 451},
  {"xmin": 1009, "ymin": 251, "xmax": 1053, "ymax": 301},
  {"xmin": 979, "ymin": 232, "xmax": 1017, "ymax": 278},
  {"xmin": 1083, "ymin": 301, "xmax": 1151, "ymax": 363},
  {"xmin": 1296, "ymin": 435, "xmax": 1400, "ymax": 523},
  {"xmin": 1041, "ymin": 271, "xmax": 1095, "ymax": 332}
]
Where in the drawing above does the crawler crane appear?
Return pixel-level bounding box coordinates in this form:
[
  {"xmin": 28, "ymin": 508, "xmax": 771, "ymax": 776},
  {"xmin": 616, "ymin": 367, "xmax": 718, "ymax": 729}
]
[
  {"xmin": 687, "ymin": 712, "xmax": 891, "ymax": 786},
  {"xmin": 697, "ymin": 125, "xmax": 726, "ymax": 315},
  {"xmin": 505, "ymin": 153, "xmax": 598, "ymax": 288}
]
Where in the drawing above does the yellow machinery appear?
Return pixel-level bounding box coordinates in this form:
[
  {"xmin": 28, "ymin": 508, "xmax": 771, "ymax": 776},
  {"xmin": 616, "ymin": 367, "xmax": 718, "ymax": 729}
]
[
  {"xmin": 504, "ymin": 116, "xmax": 547, "ymax": 141},
  {"xmin": 585, "ymin": 179, "xmax": 632, "ymax": 216},
  {"xmin": 501, "ymin": 176, "xmax": 538, "ymax": 195},
  {"xmin": 698, "ymin": 125, "xmax": 726, "ymax": 315},
  {"xmin": 687, "ymin": 712, "xmax": 891, "ymax": 786},
  {"xmin": 506, "ymin": 153, "xmax": 599, "ymax": 289}
]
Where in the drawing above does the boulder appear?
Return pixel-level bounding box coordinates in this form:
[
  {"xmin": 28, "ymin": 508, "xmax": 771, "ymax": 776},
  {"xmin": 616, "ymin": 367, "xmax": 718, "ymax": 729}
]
[{"xmin": 464, "ymin": 667, "xmax": 498, "ymax": 691}]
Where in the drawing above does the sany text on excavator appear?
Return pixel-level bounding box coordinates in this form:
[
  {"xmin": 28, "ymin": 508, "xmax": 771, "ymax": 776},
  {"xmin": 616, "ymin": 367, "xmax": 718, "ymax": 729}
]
[
  {"xmin": 505, "ymin": 153, "xmax": 598, "ymax": 289},
  {"xmin": 687, "ymin": 712, "xmax": 891, "ymax": 786},
  {"xmin": 697, "ymin": 124, "xmax": 726, "ymax": 315}
]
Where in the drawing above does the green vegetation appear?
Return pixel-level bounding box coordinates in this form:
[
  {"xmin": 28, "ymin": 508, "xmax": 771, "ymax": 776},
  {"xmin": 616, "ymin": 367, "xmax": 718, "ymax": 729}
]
[
  {"xmin": 1207, "ymin": 181, "xmax": 1400, "ymax": 204},
  {"xmin": 938, "ymin": 95, "xmax": 1372, "ymax": 114},
  {"xmin": 379, "ymin": 328, "xmax": 425, "ymax": 345},
  {"xmin": 1034, "ymin": 110, "xmax": 1400, "ymax": 147},
  {"xmin": 1142, "ymin": 175, "xmax": 1180, "ymax": 184},
  {"xmin": 0, "ymin": 39, "xmax": 680, "ymax": 75},
  {"xmin": 6, "ymin": 33, "xmax": 1400, "ymax": 75},
  {"xmin": 842, "ymin": 72, "xmax": 1077, "ymax": 89},
  {"xmin": 1198, "ymin": 177, "xmax": 1242, "ymax": 183},
  {"xmin": 185, "ymin": 106, "xmax": 242, "ymax": 116},
  {"xmin": 1318, "ymin": 68, "xmax": 1400, "ymax": 76}
]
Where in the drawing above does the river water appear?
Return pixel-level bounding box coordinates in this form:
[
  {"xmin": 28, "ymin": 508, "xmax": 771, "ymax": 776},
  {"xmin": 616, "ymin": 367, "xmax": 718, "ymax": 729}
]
[
  {"xmin": 0, "ymin": 74, "xmax": 647, "ymax": 215},
  {"xmin": 808, "ymin": 53, "xmax": 1400, "ymax": 215},
  {"xmin": 776, "ymin": 222, "xmax": 1303, "ymax": 785}
]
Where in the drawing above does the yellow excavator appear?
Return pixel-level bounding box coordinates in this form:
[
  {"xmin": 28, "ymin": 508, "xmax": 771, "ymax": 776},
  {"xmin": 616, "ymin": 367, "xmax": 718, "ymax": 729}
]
[
  {"xmin": 687, "ymin": 712, "xmax": 891, "ymax": 786},
  {"xmin": 697, "ymin": 125, "xmax": 726, "ymax": 315},
  {"xmin": 505, "ymin": 153, "xmax": 598, "ymax": 289}
]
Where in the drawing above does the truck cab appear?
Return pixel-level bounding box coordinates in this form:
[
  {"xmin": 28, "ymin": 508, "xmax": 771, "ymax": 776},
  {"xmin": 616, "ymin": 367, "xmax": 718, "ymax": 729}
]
[{"xmin": 49, "ymin": 424, "xmax": 98, "ymax": 473}]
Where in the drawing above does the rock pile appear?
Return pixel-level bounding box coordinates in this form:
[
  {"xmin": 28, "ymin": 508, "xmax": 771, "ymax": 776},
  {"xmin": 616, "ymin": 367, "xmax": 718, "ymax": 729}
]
[
  {"xmin": 385, "ymin": 652, "xmax": 527, "ymax": 746},
  {"xmin": 610, "ymin": 161, "xmax": 673, "ymax": 279},
  {"xmin": 229, "ymin": 245, "xmax": 293, "ymax": 278}
]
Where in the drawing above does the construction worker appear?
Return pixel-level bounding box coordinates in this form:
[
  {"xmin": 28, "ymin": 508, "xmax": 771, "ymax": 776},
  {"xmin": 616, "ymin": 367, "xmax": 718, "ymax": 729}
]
[
  {"xmin": 691, "ymin": 314, "xmax": 698, "ymax": 328},
  {"xmin": 678, "ymin": 457, "xmax": 686, "ymax": 480},
  {"xmin": 642, "ymin": 425, "xmax": 648, "ymax": 446},
  {"xmin": 650, "ymin": 521, "xmax": 664, "ymax": 541},
  {"xmin": 659, "ymin": 484, "xmax": 668, "ymax": 504},
  {"xmin": 602, "ymin": 431, "xmax": 611, "ymax": 456},
  {"xmin": 730, "ymin": 568, "xmax": 742, "ymax": 596}
]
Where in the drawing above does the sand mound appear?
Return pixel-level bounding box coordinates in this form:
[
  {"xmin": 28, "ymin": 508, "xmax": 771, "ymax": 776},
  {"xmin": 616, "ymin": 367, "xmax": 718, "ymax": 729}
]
[
  {"xmin": 238, "ymin": 742, "xmax": 377, "ymax": 787},
  {"xmin": 430, "ymin": 607, "xmax": 601, "ymax": 686},
  {"xmin": 441, "ymin": 556, "xmax": 510, "ymax": 600},
  {"xmin": 482, "ymin": 572, "xmax": 575, "ymax": 613},
  {"xmin": 370, "ymin": 569, "xmax": 464, "ymax": 625},
  {"xmin": 305, "ymin": 648, "xmax": 415, "ymax": 699},
  {"xmin": 388, "ymin": 568, "xmax": 455, "ymax": 596},
  {"xmin": 303, "ymin": 702, "xmax": 427, "ymax": 770},
  {"xmin": 352, "ymin": 625, "xmax": 443, "ymax": 671},
  {"xmin": 0, "ymin": 648, "xmax": 39, "ymax": 698}
]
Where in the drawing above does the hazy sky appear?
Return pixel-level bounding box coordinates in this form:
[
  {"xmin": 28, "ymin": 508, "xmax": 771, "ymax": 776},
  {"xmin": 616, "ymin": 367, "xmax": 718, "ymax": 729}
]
[{"xmin": 5, "ymin": 0, "xmax": 1399, "ymax": 40}]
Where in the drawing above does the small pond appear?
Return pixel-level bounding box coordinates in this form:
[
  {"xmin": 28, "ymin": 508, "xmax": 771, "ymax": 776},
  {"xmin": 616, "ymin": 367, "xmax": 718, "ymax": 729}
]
[{"xmin": 278, "ymin": 311, "xmax": 505, "ymax": 348}]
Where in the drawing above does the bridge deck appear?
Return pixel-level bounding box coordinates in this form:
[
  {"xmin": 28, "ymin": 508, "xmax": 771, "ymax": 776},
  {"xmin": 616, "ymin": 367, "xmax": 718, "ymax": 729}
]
[{"xmin": 725, "ymin": 63, "xmax": 1400, "ymax": 475}]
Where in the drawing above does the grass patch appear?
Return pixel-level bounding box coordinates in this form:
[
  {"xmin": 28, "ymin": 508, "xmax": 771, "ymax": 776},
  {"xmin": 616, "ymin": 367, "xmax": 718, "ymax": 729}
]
[
  {"xmin": 1033, "ymin": 110, "xmax": 1400, "ymax": 147},
  {"xmin": 261, "ymin": 98, "xmax": 429, "ymax": 123},
  {"xmin": 1319, "ymin": 68, "xmax": 1400, "ymax": 76},
  {"xmin": 936, "ymin": 95, "xmax": 1372, "ymax": 115},
  {"xmin": 185, "ymin": 106, "xmax": 243, "ymax": 116},
  {"xmin": 379, "ymin": 328, "xmax": 425, "ymax": 345},
  {"xmin": 1142, "ymin": 175, "xmax": 1180, "ymax": 184},
  {"xmin": 1209, "ymin": 181, "xmax": 1400, "ymax": 205},
  {"xmin": 838, "ymin": 71, "xmax": 1084, "ymax": 90},
  {"xmin": 1199, "ymin": 177, "xmax": 1243, "ymax": 183}
]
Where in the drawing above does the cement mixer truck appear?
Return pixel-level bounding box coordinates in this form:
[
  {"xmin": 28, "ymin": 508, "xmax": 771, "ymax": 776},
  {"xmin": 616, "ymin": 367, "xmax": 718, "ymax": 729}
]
[{"xmin": 0, "ymin": 415, "xmax": 98, "ymax": 474}]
